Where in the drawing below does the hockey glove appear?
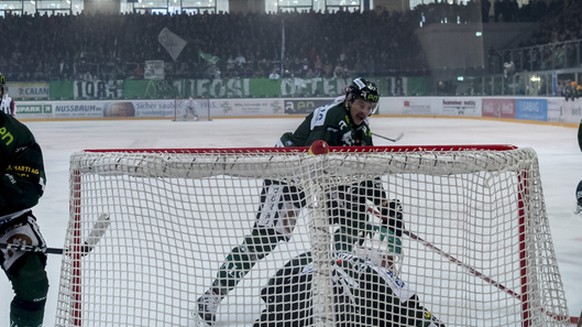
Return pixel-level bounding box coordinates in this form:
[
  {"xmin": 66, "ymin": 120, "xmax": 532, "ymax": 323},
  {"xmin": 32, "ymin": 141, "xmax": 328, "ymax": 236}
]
[{"xmin": 381, "ymin": 199, "xmax": 404, "ymax": 237}]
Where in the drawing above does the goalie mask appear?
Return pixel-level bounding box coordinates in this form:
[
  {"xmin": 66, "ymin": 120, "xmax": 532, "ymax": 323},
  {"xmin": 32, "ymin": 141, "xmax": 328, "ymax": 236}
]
[{"xmin": 353, "ymin": 224, "xmax": 403, "ymax": 269}]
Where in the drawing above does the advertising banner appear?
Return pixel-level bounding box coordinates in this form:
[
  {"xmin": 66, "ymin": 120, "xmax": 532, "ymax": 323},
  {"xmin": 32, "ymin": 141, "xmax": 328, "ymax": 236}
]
[
  {"xmin": 482, "ymin": 98, "xmax": 516, "ymax": 118},
  {"xmin": 6, "ymin": 82, "xmax": 50, "ymax": 100},
  {"xmin": 14, "ymin": 96, "xmax": 580, "ymax": 124},
  {"xmin": 515, "ymin": 99, "xmax": 547, "ymax": 121},
  {"xmin": 549, "ymin": 97, "xmax": 582, "ymax": 123},
  {"xmin": 14, "ymin": 103, "xmax": 53, "ymax": 118},
  {"xmin": 401, "ymin": 98, "xmax": 433, "ymax": 115},
  {"xmin": 209, "ymin": 99, "xmax": 284, "ymax": 117},
  {"xmin": 441, "ymin": 98, "xmax": 480, "ymax": 116},
  {"xmin": 53, "ymin": 102, "xmax": 104, "ymax": 118},
  {"xmin": 132, "ymin": 100, "xmax": 175, "ymax": 118},
  {"xmin": 284, "ymin": 98, "xmax": 335, "ymax": 114},
  {"xmin": 546, "ymin": 98, "xmax": 564, "ymax": 123}
]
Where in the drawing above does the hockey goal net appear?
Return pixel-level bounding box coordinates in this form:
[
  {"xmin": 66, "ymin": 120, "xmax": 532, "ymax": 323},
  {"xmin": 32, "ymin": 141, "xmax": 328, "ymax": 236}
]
[
  {"xmin": 173, "ymin": 98, "xmax": 211, "ymax": 121},
  {"xmin": 55, "ymin": 145, "xmax": 571, "ymax": 327}
]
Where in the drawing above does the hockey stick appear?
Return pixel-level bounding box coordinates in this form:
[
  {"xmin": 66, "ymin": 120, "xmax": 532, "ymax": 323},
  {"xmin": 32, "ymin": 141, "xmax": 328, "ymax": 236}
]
[
  {"xmin": 366, "ymin": 206, "xmax": 571, "ymax": 322},
  {"xmin": 371, "ymin": 132, "xmax": 404, "ymax": 143},
  {"xmin": 0, "ymin": 243, "xmax": 65, "ymax": 255},
  {"xmin": 0, "ymin": 213, "xmax": 111, "ymax": 256}
]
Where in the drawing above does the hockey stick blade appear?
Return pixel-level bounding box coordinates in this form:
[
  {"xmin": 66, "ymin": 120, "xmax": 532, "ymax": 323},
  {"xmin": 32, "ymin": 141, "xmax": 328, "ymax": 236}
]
[
  {"xmin": 372, "ymin": 132, "xmax": 404, "ymax": 143},
  {"xmin": 0, "ymin": 213, "xmax": 111, "ymax": 256}
]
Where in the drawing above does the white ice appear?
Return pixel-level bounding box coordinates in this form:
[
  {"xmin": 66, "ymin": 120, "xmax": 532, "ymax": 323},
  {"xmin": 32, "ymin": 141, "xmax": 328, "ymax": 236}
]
[{"xmin": 1, "ymin": 117, "xmax": 581, "ymax": 325}]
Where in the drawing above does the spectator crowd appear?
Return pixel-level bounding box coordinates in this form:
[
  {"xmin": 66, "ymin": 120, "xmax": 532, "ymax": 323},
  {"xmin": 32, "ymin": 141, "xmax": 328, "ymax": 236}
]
[{"xmin": 0, "ymin": 0, "xmax": 580, "ymax": 82}]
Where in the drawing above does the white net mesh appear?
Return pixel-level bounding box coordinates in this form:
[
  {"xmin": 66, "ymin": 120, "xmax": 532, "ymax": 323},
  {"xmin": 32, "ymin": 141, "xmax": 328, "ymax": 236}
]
[{"xmin": 55, "ymin": 146, "xmax": 570, "ymax": 327}]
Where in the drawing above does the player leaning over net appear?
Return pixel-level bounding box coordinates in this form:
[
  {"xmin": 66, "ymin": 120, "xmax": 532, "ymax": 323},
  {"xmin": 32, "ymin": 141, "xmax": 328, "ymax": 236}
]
[
  {"xmin": 197, "ymin": 77, "xmax": 405, "ymax": 325},
  {"xmin": 0, "ymin": 88, "xmax": 49, "ymax": 326}
]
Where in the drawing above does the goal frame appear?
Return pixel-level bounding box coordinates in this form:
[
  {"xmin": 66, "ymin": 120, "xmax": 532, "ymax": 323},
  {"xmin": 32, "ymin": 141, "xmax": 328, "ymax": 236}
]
[
  {"xmin": 172, "ymin": 97, "xmax": 212, "ymax": 121},
  {"xmin": 59, "ymin": 144, "xmax": 572, "ymax": 327}
]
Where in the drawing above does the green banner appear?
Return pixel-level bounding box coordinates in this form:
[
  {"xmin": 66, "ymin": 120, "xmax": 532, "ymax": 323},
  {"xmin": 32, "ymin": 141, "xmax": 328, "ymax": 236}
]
[{"xmin": 48, "ymin": 77, "xmax": 428, "ymax": 100}]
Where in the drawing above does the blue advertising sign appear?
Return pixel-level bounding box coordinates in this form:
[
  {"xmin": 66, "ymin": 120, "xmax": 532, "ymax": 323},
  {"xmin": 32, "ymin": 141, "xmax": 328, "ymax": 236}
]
[{"xmin": 515, "ymin": 99, "xmax": 547, "ymax": 121}]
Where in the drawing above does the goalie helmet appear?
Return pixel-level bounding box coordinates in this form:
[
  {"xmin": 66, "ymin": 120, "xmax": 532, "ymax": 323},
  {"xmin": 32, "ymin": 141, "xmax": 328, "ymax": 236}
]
[
  {"xmin": 345, "ymin": 77, "xmax": 380, "ymax": 114},
  {"xmin": 353, "ymin": 223, "xmax": 403, "ymax": 270}
]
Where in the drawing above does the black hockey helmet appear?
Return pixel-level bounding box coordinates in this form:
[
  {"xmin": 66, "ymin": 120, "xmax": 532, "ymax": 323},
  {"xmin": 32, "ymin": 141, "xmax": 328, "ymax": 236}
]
[{"xmin": 346, "ymin": 77, "xmax": 380, "ymax": 114}]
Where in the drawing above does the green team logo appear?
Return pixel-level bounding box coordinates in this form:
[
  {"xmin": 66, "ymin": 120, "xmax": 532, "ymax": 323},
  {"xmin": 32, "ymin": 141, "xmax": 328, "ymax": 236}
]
[{"xmin": 362, "ymin": 91, "xmax": 379, "ymax": 103}]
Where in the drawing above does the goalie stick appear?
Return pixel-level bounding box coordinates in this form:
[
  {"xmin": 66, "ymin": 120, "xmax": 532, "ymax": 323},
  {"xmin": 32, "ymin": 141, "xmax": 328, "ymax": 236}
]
[
  {"xmin": 366, "ymin": 205, "xmax": 571, "ymax": 322},
  {"xmin": 0, "ymin": 213, "xmax": 111, "ymax": 256},
  {"xmin": 371, "ymin": 132, "xmax": 404, "ymax": 143}
]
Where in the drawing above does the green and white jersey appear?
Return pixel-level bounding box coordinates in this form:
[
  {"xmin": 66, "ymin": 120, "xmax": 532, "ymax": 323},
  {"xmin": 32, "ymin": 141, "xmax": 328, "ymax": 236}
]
[
  {"xmin": 0, "ymin": 112, "xmax": 46, "ymax": 217},
  {"xmin": 278, "ymin": 98, "xmax": 373, "ymax": 147}
]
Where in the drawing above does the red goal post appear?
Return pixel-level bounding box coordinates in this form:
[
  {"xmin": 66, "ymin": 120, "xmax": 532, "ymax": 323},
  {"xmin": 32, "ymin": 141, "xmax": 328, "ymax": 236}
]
[{"xmin": 55, "ymin": 144, "xmax": 572, "ymax": 326}]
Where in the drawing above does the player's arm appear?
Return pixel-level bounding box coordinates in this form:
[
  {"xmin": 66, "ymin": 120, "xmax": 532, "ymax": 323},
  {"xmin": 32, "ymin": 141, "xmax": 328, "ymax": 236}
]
[
  {"xmin": 277, "ymin": 112, "xmax": 314, "ymax": 147},
  {"xmin": 0, "ymin": 143, "xmax": 45, "ymax": 213}
]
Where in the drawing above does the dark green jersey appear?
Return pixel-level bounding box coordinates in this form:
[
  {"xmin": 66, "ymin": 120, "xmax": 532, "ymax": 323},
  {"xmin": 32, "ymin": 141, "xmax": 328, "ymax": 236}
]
[
  {"xmin": 278, "ymin": 99, "xmax": 373, "ymax": 147},
  {"xmin": 0, "ymin": 112, "xmax": 46, "ymax": 217}
]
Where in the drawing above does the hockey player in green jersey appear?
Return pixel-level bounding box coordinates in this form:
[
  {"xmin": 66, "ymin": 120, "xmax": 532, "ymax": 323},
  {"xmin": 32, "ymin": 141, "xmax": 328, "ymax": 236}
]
[
  {"xmin": 0, "ymin": 105, "xmax": 49, "ymax": 327},
  {"xmin": 276, "ymin": 77, "xmax": 378, "ymax": 148},
  {"xmin": 197, "ymin": 77, "xmax": 403, "ymax": 325}
]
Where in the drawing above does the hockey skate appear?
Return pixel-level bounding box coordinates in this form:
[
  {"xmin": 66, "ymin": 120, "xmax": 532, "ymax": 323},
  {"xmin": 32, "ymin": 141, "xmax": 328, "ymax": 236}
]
[{"xmin": 197, "ymin": 289, "xmax": 222, "ymax": 326}]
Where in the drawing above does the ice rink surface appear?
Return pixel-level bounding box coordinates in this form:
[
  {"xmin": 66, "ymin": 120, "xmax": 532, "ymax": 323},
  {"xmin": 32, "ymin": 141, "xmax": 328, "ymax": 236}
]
[{"xmin": 1, "ymin": 116, "xmax": 581, "ymax": 325}]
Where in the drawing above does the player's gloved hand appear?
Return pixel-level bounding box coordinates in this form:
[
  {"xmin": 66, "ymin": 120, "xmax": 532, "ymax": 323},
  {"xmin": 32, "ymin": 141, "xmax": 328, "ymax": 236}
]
[{"xmin": 381, "ymin": 199, "xmax": 404, "ymax": 237}]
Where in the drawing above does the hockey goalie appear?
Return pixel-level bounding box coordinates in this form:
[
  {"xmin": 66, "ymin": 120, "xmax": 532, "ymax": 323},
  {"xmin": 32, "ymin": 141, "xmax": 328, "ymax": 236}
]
[{"xmin": 254, "ymin": 216, "xmax": 445, "ymax": 327}]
